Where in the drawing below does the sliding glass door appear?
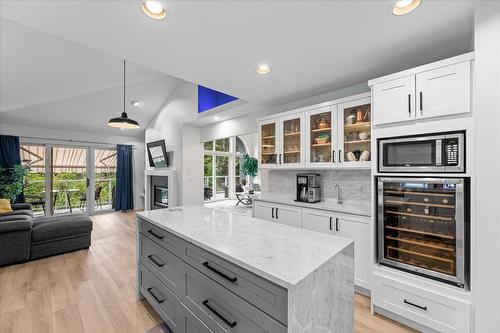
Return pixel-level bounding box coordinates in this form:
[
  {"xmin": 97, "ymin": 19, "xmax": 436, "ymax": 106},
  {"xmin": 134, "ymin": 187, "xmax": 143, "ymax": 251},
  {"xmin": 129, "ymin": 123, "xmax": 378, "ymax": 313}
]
[{"xmin": 20, "ymin": 143, "xmax": 116, "ymax": 217}]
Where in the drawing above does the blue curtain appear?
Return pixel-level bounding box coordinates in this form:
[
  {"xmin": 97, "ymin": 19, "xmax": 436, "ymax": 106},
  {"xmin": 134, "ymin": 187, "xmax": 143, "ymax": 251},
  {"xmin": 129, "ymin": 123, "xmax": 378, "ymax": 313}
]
[
  {"xmin": 0, "ymin": 135, "xmax": 21, "ymax": 168},
  {"xmin": 115, "ymin": 144, "xmax": 134, "ymax": 211},
  {"xmin": 0, "ymin": 135, "xmax": 24, "ymax": 202}
]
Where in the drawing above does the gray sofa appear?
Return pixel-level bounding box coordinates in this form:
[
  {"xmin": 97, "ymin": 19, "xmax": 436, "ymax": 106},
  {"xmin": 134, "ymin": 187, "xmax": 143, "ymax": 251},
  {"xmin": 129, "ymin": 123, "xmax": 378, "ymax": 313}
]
[{"xmin": 0, "ymin": 203, "xmax": 93, "ymax": 266}]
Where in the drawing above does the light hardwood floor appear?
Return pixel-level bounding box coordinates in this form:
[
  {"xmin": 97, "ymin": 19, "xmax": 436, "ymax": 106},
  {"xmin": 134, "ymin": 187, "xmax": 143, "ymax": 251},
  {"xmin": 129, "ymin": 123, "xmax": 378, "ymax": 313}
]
[{"xmin": 0, "ymin": 212, "xmax": 418, "ymax": 333}]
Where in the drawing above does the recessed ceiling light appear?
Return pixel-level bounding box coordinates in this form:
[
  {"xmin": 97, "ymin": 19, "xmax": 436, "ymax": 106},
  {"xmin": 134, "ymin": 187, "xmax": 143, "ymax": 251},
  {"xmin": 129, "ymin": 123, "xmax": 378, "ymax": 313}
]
[
  {"xmin": 256, "ymin": 64, "xmax": 271, "ymax": 74},
  {"xmin": 214, "ymin": 116, "xmax": 220, "ymax": 120},
  {"xmin": 130, "ymin": 100, "xmax": 142, "ymax": 107},
  {"xmin": 392, "ymin": 0, "xmax": 421, "ymax": 16},
  {"xmin": 142, "ymin": 1, "xmax": 167, "ymax": 20}
]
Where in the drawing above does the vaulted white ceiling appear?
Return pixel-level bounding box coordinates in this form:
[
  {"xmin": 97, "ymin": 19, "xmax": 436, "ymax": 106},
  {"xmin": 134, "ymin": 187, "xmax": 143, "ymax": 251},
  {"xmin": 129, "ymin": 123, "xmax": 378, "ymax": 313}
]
[
  {"xmin": 0, "ymin": 0, "xmax": 477, "ymax": 110},
  {"xmin": 0, "ymin": 18, "xmax": 182, "ymax": 137}
]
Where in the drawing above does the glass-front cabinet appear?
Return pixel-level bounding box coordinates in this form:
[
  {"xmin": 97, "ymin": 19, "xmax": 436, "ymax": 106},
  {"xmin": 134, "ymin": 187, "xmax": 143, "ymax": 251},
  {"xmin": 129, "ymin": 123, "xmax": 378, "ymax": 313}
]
[
  {"xmin": 305, "ymin": 106, "xmax": 337, "ymax": 167},
  {"xmin": 281, "ymin": 114, "xmax": 303, "ymax": 167},
  {"xmin": 338, "ymin": 96, "xmax": 372, "ymax": 167},
  {"xmin": 259, "ymin": 121, "xmax": 278, "ymax": 167},
  {"xmin": 377, "ymin": 177, "xmax": 468, "ymax": 288}
]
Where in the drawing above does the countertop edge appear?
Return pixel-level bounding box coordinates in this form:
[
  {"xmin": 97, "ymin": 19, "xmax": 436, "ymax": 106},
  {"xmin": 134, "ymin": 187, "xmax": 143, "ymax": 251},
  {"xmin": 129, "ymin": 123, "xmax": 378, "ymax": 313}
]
[
  {"xmin": 254, "ymin": 197, "xmax": 371, "ymax": 217},
  {"xmin": 137, "ymin": 212, "xmax": 300, "ymax": 289}
]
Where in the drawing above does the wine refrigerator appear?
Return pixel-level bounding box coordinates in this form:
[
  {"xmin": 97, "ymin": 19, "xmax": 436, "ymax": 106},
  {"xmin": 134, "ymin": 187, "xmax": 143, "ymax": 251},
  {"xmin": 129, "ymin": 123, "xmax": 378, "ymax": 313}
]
[{"xmin": 377, "ymin": 177, "xmax": 469, "ymax": 288}]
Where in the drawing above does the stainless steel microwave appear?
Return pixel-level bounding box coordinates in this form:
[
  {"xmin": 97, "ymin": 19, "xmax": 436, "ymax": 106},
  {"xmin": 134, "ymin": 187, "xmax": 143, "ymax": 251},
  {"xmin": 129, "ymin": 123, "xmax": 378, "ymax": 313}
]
[{"xmin": 378, "ymin": 131, "xmax": 465, "ymax": 173}]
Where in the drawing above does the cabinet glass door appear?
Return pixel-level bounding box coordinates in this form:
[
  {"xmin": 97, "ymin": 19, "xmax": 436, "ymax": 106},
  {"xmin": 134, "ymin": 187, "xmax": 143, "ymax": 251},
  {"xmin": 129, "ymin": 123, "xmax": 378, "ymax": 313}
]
[
  {"xmin": 378, "ymin": 177, "xmax": 466, "ymax": 287},
  {"xmin": 260, "ymin": 122, "xmax": 277, "ymax": 166},
  {"xmin": 308, "ymin": 108, "xmax": 334, "ymax": 165},
  {"xmin": 341, "ymin": 100, "xmax": 371, "ymax": 165},
  {"xmin": 282, "ymin": 117, "xmax": 302, "ymax": 165}
]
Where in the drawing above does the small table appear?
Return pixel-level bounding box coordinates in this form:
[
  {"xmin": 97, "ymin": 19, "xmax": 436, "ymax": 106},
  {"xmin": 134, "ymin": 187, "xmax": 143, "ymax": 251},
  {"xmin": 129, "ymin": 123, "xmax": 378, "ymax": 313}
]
[
  {"xmin": 235, "ymin": 192, "xmax": 254, "ymax": 206},
  {"xmin": 44, "ymin": 189, "xmax": 79, "ymax": 214}
]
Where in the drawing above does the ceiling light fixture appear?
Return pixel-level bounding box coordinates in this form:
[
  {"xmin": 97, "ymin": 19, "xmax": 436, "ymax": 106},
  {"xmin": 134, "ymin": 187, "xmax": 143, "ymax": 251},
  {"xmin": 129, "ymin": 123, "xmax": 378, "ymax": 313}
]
[
  {"xmin": 392, "ymin": 0, "xmax": 421, "ymax": 16},
  {"xmin": 256, "ymin": 64, "xmax": 271, "ymax": 74},
  {"xmin": 130, "ymin": 100, "xmax": 142, "ymax": 107},
  {"xmin": 142, "ymin": 1, "xmax": 167, "ymax": 20},
  {"xmin": 108, "ymin": 60, "xmax": 140, "ymax": 129},
  {"xmin": 214, "ymin": 116, "xmax": 220, "ymax": 120}
]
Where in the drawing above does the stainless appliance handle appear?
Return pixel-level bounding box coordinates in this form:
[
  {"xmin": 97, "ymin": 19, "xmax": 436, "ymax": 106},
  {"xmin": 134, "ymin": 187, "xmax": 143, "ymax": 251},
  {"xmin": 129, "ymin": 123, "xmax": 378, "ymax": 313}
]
[{"xmin": 436, "ymin": 139, "xmax": 442, "ymax": 166}]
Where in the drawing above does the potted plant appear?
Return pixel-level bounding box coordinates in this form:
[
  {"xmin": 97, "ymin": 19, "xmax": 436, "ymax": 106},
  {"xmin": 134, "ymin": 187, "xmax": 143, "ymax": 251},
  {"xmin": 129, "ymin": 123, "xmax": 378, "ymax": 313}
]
[
  {"xmin": 0, "ymin": 164, "xmax": 29, "ymax": 202},
  {"xmin": 240, "ymin": 154, "xmax": 258, "ymax": 192}
]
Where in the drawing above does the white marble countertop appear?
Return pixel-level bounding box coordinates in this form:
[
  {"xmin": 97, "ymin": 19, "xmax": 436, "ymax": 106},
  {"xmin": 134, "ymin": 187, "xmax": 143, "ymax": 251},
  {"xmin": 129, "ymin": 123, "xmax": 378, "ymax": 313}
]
[
  {"xmin": 254, "ymin": 196, "xmax": 371, "ymax": 217},
  {"xmin": 137, "ymin": 205, "xmax": 353, "ymax": 289}
]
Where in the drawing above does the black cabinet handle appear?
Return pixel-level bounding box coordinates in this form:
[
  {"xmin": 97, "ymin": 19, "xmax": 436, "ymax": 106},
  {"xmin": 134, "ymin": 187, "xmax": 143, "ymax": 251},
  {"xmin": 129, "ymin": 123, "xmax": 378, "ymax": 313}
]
[
  {"xmin": 202, "ymin": 300, "xmax": 237, "ymax": 328},
  {"xmin": 279, "ymin": 153, "xmax": 282, "ymax": 164},
  {"xmin": 147, "ymin": 287, "xmax": 164, "ymax": 304},
  {"xmin": 335, "ymin": 217, "xmax": 339, "ymax": 232},
  {"xmin": 332, "ymin": 150, "xmax": 335, "ymax": 163},
  {"xmin": 147, "ymin": 254, "xmax": 165, "ymax": 268},
  {"xmin": 404, "ymin": 299, "xmax": 427, "ymax": 311},
  {"xmin": 276, "ymin": 208, "xmax": 279, "ymax": 219},
  {"xmin": 202, "ymin": 262, "xmax": 238, "ymax": 283},
  {"xmin": 408, "ymin": 94, "xmax": 411, "ymax": 114},
  {"xmin": 339, "ymin": 150, "xmax": 342, "ymax": 163},
  {"xmin": 419, "ymin": 92, "xmax": 423, "ymax": 111},
  {"xmin": 148, "ymin": 229, "xmax": 164, "ymax": 240},
  {"xmin": 329, "ymin": 217, "xmax": 333, "ymax": 230},
  {"xmin": 275, "ymin": 154, "xmax": 278, "ymax": 164},
  {"xmin": 271, "ymin": 207, "xmax": 275, "ymax": 219}
]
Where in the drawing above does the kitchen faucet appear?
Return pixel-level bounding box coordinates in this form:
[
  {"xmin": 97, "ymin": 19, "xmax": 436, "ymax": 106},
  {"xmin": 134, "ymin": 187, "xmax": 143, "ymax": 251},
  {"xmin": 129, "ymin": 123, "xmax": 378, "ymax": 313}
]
[{"xmin": 334, "ymin": 184, "xmax": 342, "ymax": 204}]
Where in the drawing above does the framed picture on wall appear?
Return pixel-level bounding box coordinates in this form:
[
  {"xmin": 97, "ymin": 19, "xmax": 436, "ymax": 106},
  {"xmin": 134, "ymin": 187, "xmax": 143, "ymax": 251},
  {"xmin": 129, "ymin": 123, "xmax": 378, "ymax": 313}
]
[{"xmin": 147, "ymin": 140, "xmax": 169, "ymax": 168}]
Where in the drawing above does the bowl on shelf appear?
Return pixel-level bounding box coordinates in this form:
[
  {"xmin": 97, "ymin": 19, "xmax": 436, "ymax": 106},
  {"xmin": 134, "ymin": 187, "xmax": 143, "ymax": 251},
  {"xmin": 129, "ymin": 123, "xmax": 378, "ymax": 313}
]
[{"xmin": 359, "ymin": 132, "xmax": 369, "ymax": 140}]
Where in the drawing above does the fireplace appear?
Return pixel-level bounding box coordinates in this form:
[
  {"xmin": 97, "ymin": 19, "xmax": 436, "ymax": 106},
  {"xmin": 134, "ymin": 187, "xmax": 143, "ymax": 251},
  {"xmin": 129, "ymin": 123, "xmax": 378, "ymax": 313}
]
[{"xmin": 150, "ymin": 176, "xmax": 168, "ymax": 210}]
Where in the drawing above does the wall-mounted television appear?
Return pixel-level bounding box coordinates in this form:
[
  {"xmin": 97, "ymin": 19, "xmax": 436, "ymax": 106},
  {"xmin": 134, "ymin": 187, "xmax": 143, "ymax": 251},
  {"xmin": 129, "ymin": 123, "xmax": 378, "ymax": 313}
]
[{"xmin": 147, "ymin": 140, "xmax": 169, "ymax": 168}]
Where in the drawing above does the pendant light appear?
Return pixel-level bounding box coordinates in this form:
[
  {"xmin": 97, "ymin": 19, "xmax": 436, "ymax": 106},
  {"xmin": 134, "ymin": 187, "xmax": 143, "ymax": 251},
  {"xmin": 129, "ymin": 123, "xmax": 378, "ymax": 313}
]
[{"xmin": 108, "ymin": 59, "xmax": 140, "ymax": 129}]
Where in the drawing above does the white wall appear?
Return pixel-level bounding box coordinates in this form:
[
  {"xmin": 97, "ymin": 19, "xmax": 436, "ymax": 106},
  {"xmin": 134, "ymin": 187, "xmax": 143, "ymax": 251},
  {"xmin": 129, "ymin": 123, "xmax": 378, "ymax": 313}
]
[
  {"xmin": 473, "ymin": 3, "xmax": 500, "ymax": 332},
  {"xmin": 145, "ymin": 81, "xmax": 202, "ymax": 206},
  {"xmin": 200, "ymin": 82, "xmax": 369, "ymax": 141},
  {"xmin": 182, "ymin": 124, "xmax": 203, "ymax": 205},
  {"xmin": 0, "ymin": 123, "xmax": 145, "ymax": 210}
]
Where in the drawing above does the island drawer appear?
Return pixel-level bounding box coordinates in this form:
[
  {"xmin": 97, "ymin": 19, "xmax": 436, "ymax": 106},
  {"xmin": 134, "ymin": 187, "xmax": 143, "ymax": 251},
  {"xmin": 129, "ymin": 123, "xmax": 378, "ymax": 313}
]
[
  {"xmin": 182, "ymin": 264, "xmax": 287, "ymax": 333},
  {"xmin": 139, "ymin": 263, "xmax": 185, "ymax": 333},
  {"xmin": 140, "ymin": 234, "xmax": 185, "ymax": 298},
  {"xmin": 182, "ymin": 302, "xmax": 214, "ymax": 333},
  {"xmin": 139, "ymin": 219, "xmax": 184, "ymax": 257},
  {"xmin": 183, "ymin": 242, "xmax": 287, "ymax": 324}
]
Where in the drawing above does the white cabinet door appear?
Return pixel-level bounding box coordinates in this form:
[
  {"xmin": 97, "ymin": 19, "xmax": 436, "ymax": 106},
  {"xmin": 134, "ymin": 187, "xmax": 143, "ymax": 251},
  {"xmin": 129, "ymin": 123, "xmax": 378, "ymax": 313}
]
[
  {"xmin": 373, "ymin": 75, "xmax": 415, "ymax": 125},
  {"xmin": 253, "ymin": 201, "xmax": 274, "ymax": 222},
  {"xmin": 279, "ymin": 113, "xmax": 305, "ymax": 168},
  {"xmin": 416, "ymin": 61, "xmax": 471, "ymax": 120},
  {"xmin": 305, "ymin": 106, "xmax": 338, "ymax": 168},
  {"xmin": 258, "ymin": 119, "xmax": 280, "ymax": 169},
  {"xmin": 336, "ymin": 213, "xmax": 370, "ymax": 289},
  {"xmin": 274, "ymin": 203, "xmax": 302, "ymax": 228},
  {"xmin": 302, "ymin": 208, "xmax": 335, "ymax": 234}
]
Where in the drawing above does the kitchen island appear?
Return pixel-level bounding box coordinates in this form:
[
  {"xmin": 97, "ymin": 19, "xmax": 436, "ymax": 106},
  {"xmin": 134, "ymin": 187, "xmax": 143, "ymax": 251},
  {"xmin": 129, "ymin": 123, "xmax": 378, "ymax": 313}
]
[{"xmin": 136, "ymin": 205, "xmax": 354, "ymax": 333}]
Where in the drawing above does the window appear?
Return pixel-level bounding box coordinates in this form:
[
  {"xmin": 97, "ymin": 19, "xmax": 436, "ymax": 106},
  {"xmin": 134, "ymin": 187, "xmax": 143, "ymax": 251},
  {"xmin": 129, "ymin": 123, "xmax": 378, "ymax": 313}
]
[{"xmin": 203, "ymin": 136, "xmax": 248, "ymax": 201}]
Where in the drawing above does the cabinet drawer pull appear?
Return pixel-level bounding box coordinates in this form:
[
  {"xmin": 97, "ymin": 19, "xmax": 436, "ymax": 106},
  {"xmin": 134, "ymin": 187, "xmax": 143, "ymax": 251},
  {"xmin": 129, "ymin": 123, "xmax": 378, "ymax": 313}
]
[
  {"xmin": 272, "ymin": 207, "xmax": 275, "ymax": 219},
  {"xmin": 147, "ymin": 287, "xmax": 165, "ymax": 304},
  {"xmin": 202, "ymin": 300, "xmax": 237, "ymax": 328},
  {"xmin": 276, "ymin": 207, "xmax": 279, "ymax": 219},
  {"xmin": 147, "ymin": 254, "xmax": 165, "ymax": 268},
  {"xmin": 404, "ymin": 299, "xmax": 427, "ymax": 311},
  {"xmin": 329, "ymin": 217, "xmax": 333, "ymax": 230},
  {"xmin": 147, "ymin": 229, "xmax": 164, "ymax": 240},
  {"xmin": 202, "ymin": 262, "xmax": 238, "ymax": 283},
  {"xmin": 335, "ymin": 217, "xmax": 339, "ymax": 232}
]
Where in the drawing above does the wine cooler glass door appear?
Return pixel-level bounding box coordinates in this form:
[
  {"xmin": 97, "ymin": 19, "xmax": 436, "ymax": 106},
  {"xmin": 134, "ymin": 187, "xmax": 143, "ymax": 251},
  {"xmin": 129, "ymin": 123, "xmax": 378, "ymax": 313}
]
[{"xmin": 377, "ymin": 177, "xmax": 466, "ymax": 288}]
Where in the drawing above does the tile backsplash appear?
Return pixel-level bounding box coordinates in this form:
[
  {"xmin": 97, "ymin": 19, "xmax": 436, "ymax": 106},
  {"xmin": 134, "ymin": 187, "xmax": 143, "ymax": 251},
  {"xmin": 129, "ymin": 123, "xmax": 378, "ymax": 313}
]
[{"xmin": 261, "ymin": 169, "xmax": 371, "ymax": 205}]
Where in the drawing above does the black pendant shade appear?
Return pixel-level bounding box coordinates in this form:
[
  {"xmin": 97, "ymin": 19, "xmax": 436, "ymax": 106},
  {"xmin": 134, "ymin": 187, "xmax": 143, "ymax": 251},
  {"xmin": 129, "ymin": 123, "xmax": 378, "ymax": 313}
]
[{"xmin": 108, "ymin": 60, "xmax": 140, "ymax": 129}]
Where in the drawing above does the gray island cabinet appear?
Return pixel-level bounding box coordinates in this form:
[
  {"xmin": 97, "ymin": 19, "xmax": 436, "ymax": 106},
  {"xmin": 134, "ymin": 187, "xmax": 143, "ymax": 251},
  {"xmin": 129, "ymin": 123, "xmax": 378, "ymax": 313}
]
[{"xmin": 136, "ymin": 205, "xmax": 354, "ymax": 333}]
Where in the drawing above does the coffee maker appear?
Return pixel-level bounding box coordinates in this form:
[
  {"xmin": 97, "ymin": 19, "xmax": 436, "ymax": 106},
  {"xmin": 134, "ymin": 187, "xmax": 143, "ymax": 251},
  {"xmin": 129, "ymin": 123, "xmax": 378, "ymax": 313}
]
[{"xmin": 296, "ymin": 173, "xmax": 321, "ymax": 203}]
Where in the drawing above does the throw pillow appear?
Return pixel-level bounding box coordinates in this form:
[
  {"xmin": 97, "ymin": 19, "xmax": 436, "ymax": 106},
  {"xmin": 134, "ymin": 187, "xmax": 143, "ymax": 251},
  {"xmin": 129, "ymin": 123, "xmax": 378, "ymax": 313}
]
[{"xmin": 0, "ymin": 199, "xmax": 12, "ymax": 214}]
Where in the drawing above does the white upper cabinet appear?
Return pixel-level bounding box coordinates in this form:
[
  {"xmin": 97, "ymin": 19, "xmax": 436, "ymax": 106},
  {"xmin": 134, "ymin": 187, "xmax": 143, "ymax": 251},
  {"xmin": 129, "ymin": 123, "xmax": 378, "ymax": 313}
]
[
  {"xmin": 373, "ymin": 76, "xmax": 415, "ymax": 126},
  {"xmin": 305, "ymin": 106, "xmax": 337, "ymax": 168},
  {"xmin": 370, "ymin": 54, "xmax": 473, "ymax": 126},
  {"xmin": 259, "ymin": 119, "xmax": 280, "ymax": 168},
  {"xmin": 279, "ymin": 114, "xmax": 305, "ymax": 168},
  {"xmin": 416, "ymin": 61, "xmax": 471, "ymax": 120}
]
